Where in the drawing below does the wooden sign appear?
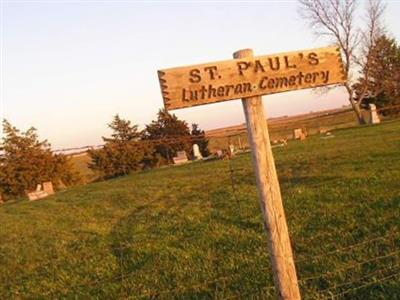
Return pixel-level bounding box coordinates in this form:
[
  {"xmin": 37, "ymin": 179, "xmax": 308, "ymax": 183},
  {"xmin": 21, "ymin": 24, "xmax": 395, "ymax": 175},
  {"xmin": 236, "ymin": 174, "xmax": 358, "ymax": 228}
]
[
  {"xmin": 157, "ymin": 46, "xmax": 346, "ymax": 299},
  {"xmin": 158, "ymin": 46, "xmax": 345, "ymax": 110}
]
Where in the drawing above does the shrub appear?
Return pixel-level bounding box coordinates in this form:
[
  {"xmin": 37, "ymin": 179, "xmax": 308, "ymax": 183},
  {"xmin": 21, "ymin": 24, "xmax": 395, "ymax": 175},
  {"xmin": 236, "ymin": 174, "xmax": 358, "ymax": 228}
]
[{"xmin": 0, "ymin": 120, "xmax": 80, "ymax": 198}]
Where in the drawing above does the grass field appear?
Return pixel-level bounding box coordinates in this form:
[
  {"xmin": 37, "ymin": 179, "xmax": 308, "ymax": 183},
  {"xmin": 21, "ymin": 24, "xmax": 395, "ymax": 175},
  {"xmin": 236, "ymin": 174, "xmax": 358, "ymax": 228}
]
[{"xmin": 1, "ymin": 120, "xmax": 399, "ymax": 299}]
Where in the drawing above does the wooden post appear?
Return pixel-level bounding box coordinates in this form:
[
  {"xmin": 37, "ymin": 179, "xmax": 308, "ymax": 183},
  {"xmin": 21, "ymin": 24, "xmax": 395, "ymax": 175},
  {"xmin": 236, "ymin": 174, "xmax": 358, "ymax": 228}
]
[{"xmin": 233, "ymin": 49, "xmax": 301, "ymax": 300}]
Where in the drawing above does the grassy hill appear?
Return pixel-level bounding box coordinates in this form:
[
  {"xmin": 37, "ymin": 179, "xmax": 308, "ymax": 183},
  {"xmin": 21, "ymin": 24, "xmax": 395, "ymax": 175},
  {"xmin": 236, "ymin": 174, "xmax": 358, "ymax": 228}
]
[{"xmin": 1, "ymin": 120, "xmax": 399, "ymax": 299}]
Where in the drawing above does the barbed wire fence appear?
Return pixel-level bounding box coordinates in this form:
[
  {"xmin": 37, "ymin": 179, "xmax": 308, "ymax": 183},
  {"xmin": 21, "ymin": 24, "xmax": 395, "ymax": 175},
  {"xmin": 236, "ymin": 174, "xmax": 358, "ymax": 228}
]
[
  {"xmin": 3, "ymin": 105, "xmax": 400, "ymax": 299},
  {"xmin": 6, "ymin": 228, "xmax": 399, "ymax": 298}
]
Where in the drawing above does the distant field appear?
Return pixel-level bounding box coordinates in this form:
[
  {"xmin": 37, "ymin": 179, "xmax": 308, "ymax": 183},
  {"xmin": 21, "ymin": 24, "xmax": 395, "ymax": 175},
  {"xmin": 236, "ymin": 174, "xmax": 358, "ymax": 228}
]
[
  {"xmin": 207, "ymin": 108, "xmax": 358, "ymax": 152},
  {"xmin": 1, "ymin": 120, "xmax": 399, "ymax": 299}
]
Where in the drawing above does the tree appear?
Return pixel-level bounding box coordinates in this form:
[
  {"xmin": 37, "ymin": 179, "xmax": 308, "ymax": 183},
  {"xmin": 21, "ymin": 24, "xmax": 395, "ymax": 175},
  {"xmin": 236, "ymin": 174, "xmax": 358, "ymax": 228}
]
[
  {"xmin": 298, "ymin": 0, "xmax": 386, "ymax": 124},
  {"xmin": 88, "ymin": 115, "xmax": 153, "ymax": 179},
  {"xmin": 191, "ymin": 123, "xmax": 210, "ymax": 157},
  {"xmin": 354, "ymin": 35, "xmax": 400, "ymax": 108},
  {"xmin": 102, "ymin": 114, "xmax": 141, "ymax": 143},
  {"xmin": 144, "ymin": 109, "xmax": 191, "ymax": 164},
  {"xmin": 0, "ymin": 120, "xmax": 79, "ymax": 198}
]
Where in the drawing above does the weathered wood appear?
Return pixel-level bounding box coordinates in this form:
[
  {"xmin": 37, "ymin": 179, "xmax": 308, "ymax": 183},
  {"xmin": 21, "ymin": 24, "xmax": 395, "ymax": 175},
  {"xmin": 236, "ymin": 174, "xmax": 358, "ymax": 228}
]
[
  {"xmin": 159, "ymin": 46, "xmax": 345, "ymax": 110},
  {"xmin": 234, "ymin": 49, "xmax": 301, "ymax": 300}
]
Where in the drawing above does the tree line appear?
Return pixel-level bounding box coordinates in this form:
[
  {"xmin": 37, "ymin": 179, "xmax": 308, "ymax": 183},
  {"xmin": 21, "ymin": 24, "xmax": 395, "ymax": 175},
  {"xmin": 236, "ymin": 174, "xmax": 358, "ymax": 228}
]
[{"xmin": 0, "ymin": 109, "xmax": 208, "ymax": 201}]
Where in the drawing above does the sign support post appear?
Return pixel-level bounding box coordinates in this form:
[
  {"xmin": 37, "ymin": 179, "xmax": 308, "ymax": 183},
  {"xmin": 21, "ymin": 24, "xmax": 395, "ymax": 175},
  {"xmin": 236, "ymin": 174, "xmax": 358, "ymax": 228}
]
[
  {"xmin": 158, "ymin": 45, "xmax": 346, "ymax": 300},
  {"xmin": 233, "ymin": 49, "xmax": 300, "ymax": 299}
]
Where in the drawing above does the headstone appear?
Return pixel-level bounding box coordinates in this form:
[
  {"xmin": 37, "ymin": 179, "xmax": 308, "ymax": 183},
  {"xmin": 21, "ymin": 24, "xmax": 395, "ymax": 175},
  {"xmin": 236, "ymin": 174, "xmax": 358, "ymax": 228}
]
[
  {"xmin": 293, "ymin": 128, "xmax": 303, "ymax": 139},
  {"xmin": 27, "ymin": 184, "xmax": 49, "ymax": 201},
  {"xmin": 43, "ymin": 181, "xmax": 54, "ymax": 195},
  {"xmin": 229, "ymin": 144, "xmax": 235, "ymax": 156},
  {"xmin": 192, "ymin": 144, "xmax": 203, "ymax": 160},
  {"xmin": 216, "ymin": 149, "xmax": 223, "ymax": 158},
  {"xmin": 369, "ymin": 104, "xmax": 381, "ymax": 124},
  {"xmin": 173, "ymin": 151, "xmax": 188, "ymax": 165}
]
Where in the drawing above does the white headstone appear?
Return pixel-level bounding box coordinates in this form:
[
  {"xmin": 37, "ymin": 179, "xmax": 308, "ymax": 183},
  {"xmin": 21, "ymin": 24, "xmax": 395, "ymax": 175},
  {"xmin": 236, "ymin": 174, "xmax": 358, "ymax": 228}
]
[
  {"xmin": 229, "ymin": 144, "xmax": 235, "ymax": 156},
  {"xmin": 293, "ymin": 128, "xmax": 303, "ymax": 139},
  {"xmin": 369, "ymin": 104, "xmax": 381, "ymax": 124},
  {"xmin": 192, "ymin": 144, "xmax": 203, "ymax": 160}
]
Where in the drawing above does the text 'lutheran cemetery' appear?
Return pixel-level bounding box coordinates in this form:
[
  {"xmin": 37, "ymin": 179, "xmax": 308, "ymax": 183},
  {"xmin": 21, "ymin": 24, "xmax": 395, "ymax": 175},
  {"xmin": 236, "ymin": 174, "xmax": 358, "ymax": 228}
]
[{"xmin": 158, "ymin": 46, "xmax": 345, "ymax": 110}]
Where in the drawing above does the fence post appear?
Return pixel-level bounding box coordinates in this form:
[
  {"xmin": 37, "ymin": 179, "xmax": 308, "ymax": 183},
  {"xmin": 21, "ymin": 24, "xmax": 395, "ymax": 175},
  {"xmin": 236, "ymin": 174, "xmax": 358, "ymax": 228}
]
[{"xmin": 233, "ymin": 48, "xmax": 301, "ymax": 299}]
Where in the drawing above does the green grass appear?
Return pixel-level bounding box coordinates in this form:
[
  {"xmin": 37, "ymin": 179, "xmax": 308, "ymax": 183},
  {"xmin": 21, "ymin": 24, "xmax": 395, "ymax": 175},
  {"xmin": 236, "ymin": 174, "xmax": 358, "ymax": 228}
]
[{"xmin": 1, "ymin": 120, "xmax": 399, "ymax": 299}]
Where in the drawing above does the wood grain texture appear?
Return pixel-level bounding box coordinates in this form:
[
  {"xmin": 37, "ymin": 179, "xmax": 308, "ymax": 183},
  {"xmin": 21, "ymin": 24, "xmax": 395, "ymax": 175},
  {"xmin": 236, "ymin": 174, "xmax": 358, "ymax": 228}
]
[
  {"xmin": 159, "ymin": 46, "xmax": 345, "ymax": 110},
  {"xmin": 235, "ymin": 49, "xmax": 301, "ymax": 300}
]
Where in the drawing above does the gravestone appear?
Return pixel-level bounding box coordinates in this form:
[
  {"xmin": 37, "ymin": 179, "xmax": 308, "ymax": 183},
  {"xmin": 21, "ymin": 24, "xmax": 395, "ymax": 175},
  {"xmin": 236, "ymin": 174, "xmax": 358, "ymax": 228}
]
[
  {"xmin": 27, "ymin": 184, "xmax": 48, "ymax": 201},
  {"xmin": 192, "ymin": 144, "xmax": 203, "ymax": 160},
  {"xmin": 173, "ymin": 151, "xmax": 188, "ymax": 165},
  {"xmin": 43, "ymin": 181, "xmax": 54, "ymax": 195},
  {"xmin": 229, "ymin": 144, "xmax": 235, "ymax": 156},
  {"xmin": 369, "ymin": 104, "xmax": 381, "ymax": 124},
  {"xmin": 293, "ymin": 128, "xmax": 307, "ymax": 140},
  {"xmin": 293, "ymin": 128, "xmax": 302, "ymax": 139}
]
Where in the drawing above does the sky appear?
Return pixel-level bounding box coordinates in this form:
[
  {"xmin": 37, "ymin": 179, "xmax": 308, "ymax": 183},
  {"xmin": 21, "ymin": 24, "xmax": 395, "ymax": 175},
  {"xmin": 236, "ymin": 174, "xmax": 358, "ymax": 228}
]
[{"xmin": 1, "ymin": 0, "xmax": 400, "ymax": 149}]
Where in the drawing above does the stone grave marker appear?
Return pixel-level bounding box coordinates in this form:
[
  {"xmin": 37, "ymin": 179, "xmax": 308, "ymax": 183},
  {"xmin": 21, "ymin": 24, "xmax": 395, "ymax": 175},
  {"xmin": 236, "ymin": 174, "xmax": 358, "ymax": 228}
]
[
  {"xmin": 293, "ymin": 128, "xmax": 303, "ymax": 139},
  {"xmin": 27, "ymin": 184, "xmax": 48, "ymax": 201},
  {"xmin": 192, "ymin": 144, "xmax": 203, "ymax": 160},
  {"xmin": 173, "ymin": 151, "xmax": 188, "ymax": 165},
  {"xmin": 43, "ymin": 181, "xmax": 55, "ymax": 195},
  {"xmin": 369, "ymin": 103, "xmax": 381, "ymax": 124}
]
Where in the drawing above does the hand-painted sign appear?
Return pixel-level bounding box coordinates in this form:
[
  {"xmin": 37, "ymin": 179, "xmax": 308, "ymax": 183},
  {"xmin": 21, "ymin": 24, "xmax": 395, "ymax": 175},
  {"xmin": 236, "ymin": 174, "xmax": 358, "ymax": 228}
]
[{"xmin": 158, "ymin": 46, "xmax": 345, "ymax": 110}]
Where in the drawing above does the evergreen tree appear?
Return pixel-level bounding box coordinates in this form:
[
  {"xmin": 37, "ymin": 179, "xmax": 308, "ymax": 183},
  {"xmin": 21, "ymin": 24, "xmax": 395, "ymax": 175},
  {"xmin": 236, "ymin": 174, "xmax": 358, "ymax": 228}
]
[
  {"xmin": 0, "ymin": 120, "xmax": 79, "ymax": 198},
  {"xmin": 103, "ymin": 115, "xmax": 141, "ymax": 143},
  {"xmin": 144, "ymin": 109, "xmax": 191, "ymax": 163},
  {"xmin": 354, "ymin": 35, "xmax": 400, "ymax": 108},
  {"xmin": 88, "ymin": 115, "xmax": 153, "ymax": 179}
]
